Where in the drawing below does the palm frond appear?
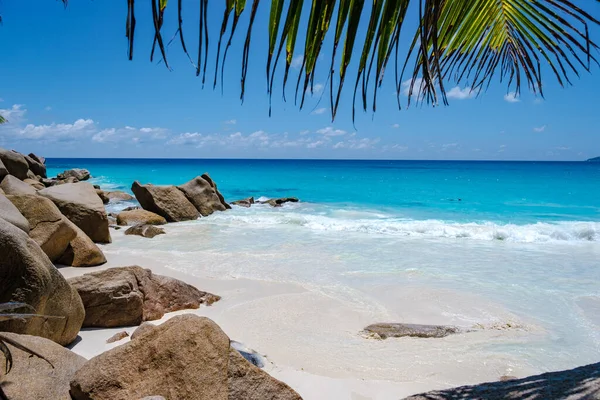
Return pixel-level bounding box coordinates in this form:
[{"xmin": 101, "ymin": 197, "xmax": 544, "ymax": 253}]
[{"xmin": 0, "ymin": 116, "xmax": 6, "ymax": 125}]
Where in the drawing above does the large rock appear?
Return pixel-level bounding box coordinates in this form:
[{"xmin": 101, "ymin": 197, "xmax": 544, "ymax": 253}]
[
  {"xmin": 0, "ymin": 148, "xmax": 29, "ymax": 180},
  {"xmin": 106, "ymin": 190, "xmax": 134, "ymax": 201},
  {"xmin": 56, "ymin": 218, "xmax": 107, "ymax": 267},
  {"xmin": 404, "ymin": 362, "xmax": 600, "ymax": 400},
  {"xmin": 69, "ymin": 315, "xmax": 301, "ymax": 400},
  {"xmin": 131, "ymin": 181, "xmax": 199, "ymax": 222},
  {"xmin": 57, "ymin": 168, "xmax": 90, "ymax": 181},
  {"xmin": 95, "ymin": 189, "xmax": 109, "ymax": 204},
  {"xmin": 67, "ymin": 266, "xmax": 220, "ymax": 328},
  {"xmin": 38, "ymin": 182, "xmax": 111, "ymax": 243},
  {"xmin": 124, "ymin": 224, "xmax": 165, "ymax": 239},
  {"xmin": 7, "ymin": 194, "xmax": 77, "ymax": 262},
  {"xmin": 0, "ymin": 332, "xmax": 87, "ymax": 400},
  {"xmin": 24, "ymin": 154, "xmax": 47, "ymax": 178},
  {"xmin": 117, "ymin": 209, "xmax": 167, "ymax": 226},
  {"xmin": 1, "ymin": 174, "xmax": 37, "ymax": 195},
  {"xmin": 0, "ymin": 193, "xmax": 29, "ymax": 233},
  {"xmin": 0, "ymin": 159, "xmax": 8, "ymax": 182},
  {"xmin": 364, "ymin": 323, "xmax": 460, "ymax": 339},
  {"xmin": 24, "ymin": 178, "xmax": 46, "ymax": 190},
  {"xmin": 28, "ymin": 152, "xmax": 46, "ymax": 166},
  {"xmin": 177, "ymin": 174, "xmax": 230, "ymax": 217},
  {"xmin": 0, "ymin": 218, "xmax": 85, "ymax": 345}
]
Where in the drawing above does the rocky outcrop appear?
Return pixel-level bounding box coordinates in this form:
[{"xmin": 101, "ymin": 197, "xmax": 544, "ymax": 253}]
[
  {"xmin": 177, "ymin": 174, "xmax": 230, "ymax": 216},
  {"xmin": 67, "ymin": 266, "xmax": 220, "ymax": 328},
  {"xmin": 7, "ymin": 194, "xmax": 77, "ymax": 262},
  {"xmin": 364, "ymin": 323, "xmax": 460, "ymax": 339},
  {"xmin": 130, "ymin": 322, "xmax": 156, "ymax": 340},
  {"xmin": 56, "ymin": 219, "xmax": 107, "ymax": 267},
  {"xmin": 24, "ymin": 154, "xmax": 47, "ymax": 178},
  {"xmin": 69, "ymin": 315, "xmax": 301, "ymax": 400},
  {"xmin": 259, "ymin": 197, "xmax": 299, "ymax": 207},
  {"xmin": 0, "ymin": 159, "xmax": 8, "ymax": 182},
  {"xmin": 125, "ymin": 224, "xmax": 165, "ymax": 238},
  {"xmin": 0, "ymin": 147, "xmax": 29, "ymax": 180},
  {"xmin": 0, "ymin": 332, "xmax": 87, "ymax": 400},
  {"xmin": 404, "ymin": 362, "xmax": 600, "ymax": 400},
  {"xmin": 232, "ymin": 197, "xmax": 255, "ymax": 208},
  {"xmin": 131, "ymin": 181, "xmax": 199, "ymax": 222},
  {"xmin": 95, "ymin": 189, "xmax": 109, "ymax": 204},
  {"xmin": 57, "ymin": 168, "xmax": 90, "ymax": 181},
  {"xmin": 39, "ymin": 182, "xmax": 111, "ymax": 243},
  {"xmin": 106, "ymin": 190, "xmax": 134, "ymax": 201},
  {"xmin": 28, "ymin": 152, "xmax": 45, "ymax": 166},
  {"xmin": 24, "ymin": 178, "xmax": 45, "ymax": 190},
  {"xmin": 0, "ymin": 193, "xmax": 29, "ymax": 233},
  {"xmin": 117, "ymin": 209, "xmax": 167, "ymax": 226},
  {"xmin": 0, "ymin": 218, "xmax": 85, "ymax": 345},
  {"xmin": 1, "ymin": 174, "xmax": 37, "ymax": 195}
]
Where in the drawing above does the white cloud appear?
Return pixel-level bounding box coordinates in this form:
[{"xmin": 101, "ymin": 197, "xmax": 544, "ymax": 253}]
[
  {"xmin": 291, "ymin": 55, "xmax": 304, "ymax": 69},
  {"xmin": 18, "ymin": 119, "xmax": 96, "ymax": 141},
  {"xmin": 224, "ymin": 119, "xmax": 237, "ymax": 125},
  {"xmin": 401, "ymin": 78, "xmax": 423, "ymax": 96},
  {"xmin": 556, "ymin": 146, "xmax": 571, "ymax": 151},
  {"xmin": 533, "ymin": 125, "xmax": 546, "ymax": 133},
  {"xmin": 498, "ymin": 144, "xmax": 507, "ymax": 153},
  {"xmin": 446, "ymin": 86, "xmax": 476, "ymax": 100},
  {"xmin": 0, "ymin": 104, "xmax": 27, "ymax": 122},
  {"xmin": 316, "ymin": 127, "xmax": 346, "ymax": 137},
  {"xmin": 391, "ymin": 123, "xmax": 400, "ymax": 129},
  {"xmin": 442, "ymin": 143, "xmax": 458, "ymax": 148},
  {"xmin": 311, "ymin": 107, "xmax": 328, "ymax": 115},
  {"xmin": 45, "ymin": 106, "xmax": 52, "ymax": 111},
  {"xmin": 92, "ymin": 126, "xmax": 167, "ymax": 144},
  {"xmin": 333, "ymin": 138, "xmax": 380, "ymax": 150},
  {"xmin": 312, "ymin": 83, "xmax": 324, "ymax": 95},
  {"xmin": 504, "ymin": 92, "xmax": 520, "ymax": 103}
]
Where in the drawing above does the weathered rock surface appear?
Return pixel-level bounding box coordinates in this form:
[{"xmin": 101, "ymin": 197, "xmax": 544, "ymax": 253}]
[
  {"xmin": 69, "ymin": 315, "xmax": 301, "ymax": 400},
  {"xmin": 106, "ymin": 190, "xmax": 134, "ymax": 201},
  {"xmin": 259, "ymin": 197, "xmax": 299, "ymax": 207},
  {"xmin": 131, "ymin": 181, "xmax": 199, "ymax": 222},
  {"xmin": 0, "ymin": 193, "xmax": 29, "ymax": 233},
  {"xmin": 1, "ymin": 174, "xmax": 37, "ymax": 195},
  {"xmin": 404, "ymin": 362, "xmax": 600, "ymax": 400},
  {"xmin": 28, "ymin": 152, "xmax": 45, "ymax": 166},
  {"xmin": 39, "ymin": 182, "xmax": 111, "ymax": 243},
  {"xmin": 24, "ymin": 178, "xmax": 45, "ymax": 190},
  {"xmin": 57, "ymin": 168, "xmax": 90, "ymax": 181},
  {"xmin": 117, "ymin": 209, "xmax": 167, "ymax": 226},
  {"xmin": 0, "ymin": 332, "xmax": 87, "ymax": 400},
  {"xmin": 0, "ymin": 218, "xmax": 85, "ymax": 345},
  {"xmin": 56, "ymin": 218, "xmax": 107, "ymax": 267},
  {"xmin": 364, "ymin": 323, "xmax": 460, "ymax": 339},
  {"xmin": 7, "ymin": 194, "xmax": 77, "ymax": 261},
  {"xmin": 0, "ymin": 158, "xmax": 8, "ymax": 182},
  {"xmin": 232, "ymin": 197, "xmax": 255, "ymax": 208},
  {"xmin": 125, "ymin": 224, "xmax": 165, "ymax": 239},
  {"xmin": 41, "ymin": 177, "xmax": 58, "ymax": 187},
  {"xmin": 67, "ymin": 266, "xmax": 220, "ymax": 328},
  {"xmin": 95, "ymin": 189, "xmax": 109, "ymax": 204},
  {"xmin": 106, "ymin": 331, "xmax": 129, "ymax": 343},
  {"xmin": 24, "ymin": 154, "xmax": 47, "ymax": 178},
  {"xmin": 130, "ymin": 322, "xmax": 156, "ymax": 340},
  {"xmin": 177, "ymin": 174, "xmax": 230, "ymax": 216},
  {"xmin": 0, "ymin": 148, "xmax": 29, "ymax": 180}
]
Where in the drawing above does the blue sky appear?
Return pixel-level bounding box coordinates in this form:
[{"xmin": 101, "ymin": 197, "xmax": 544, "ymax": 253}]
[{"xmin": 0, "ymin": 1, "xmax": 599, "ymax": 160}]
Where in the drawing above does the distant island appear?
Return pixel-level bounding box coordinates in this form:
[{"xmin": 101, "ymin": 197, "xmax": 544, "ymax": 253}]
[{"xmin": 587, "ymin": 156, "xmax": 600, "ymax": 162}]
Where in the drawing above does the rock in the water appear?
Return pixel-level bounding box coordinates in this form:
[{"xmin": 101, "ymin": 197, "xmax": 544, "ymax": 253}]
[
  {"xmin": 0, "ymin": 193, "xmax": 29, "ymax": 233},
  {"xmin": 131, "ymin": 181, "xmax": 199, "ymax": 222},
  {"xmin": 117, "ymin": 209, "xmax": 167, "ymax": 226},
  {"xmin": 232, "ymin": 197, "xmax": 255, "ymax": 208},
  {"xmin": 7, "ymin": 194, "xmax": 77, "ymax": 261},
  {"xmin": 106, "ymin": 190, "xmax": 134, "ymax": 201},
  {"xmin": 56, "ymin": 218, "xmax": 107, "ymax": 267},
  {"xmin": 124, "ymin": 224, "xmax": 165, "ymax": 239},
  {"xmin": 1, "ymin": 175, "xmax": 37, "ymax": 195},
  {"xmin": 24, "ymin": 178, "xmax": 45, "ymax": 190},
  {"xmin": 177, "ymin": 174, "xmax": 230, "ymax": 216},
  {"xmin": 95, "ymin": 189, "xmax": 109, "ymax": 204},
  {"xmin": 364, "ymin": 323, "xmax": 460, "ymax": 339},
  {"xmin": 0, "ymin": 148, "xmax": 29, "ymax": 180},
  {"xmin": 56, "ymin": 177, "xmax": 79, "ymax": 185},
  {"xmin": 24, "ymin": 154, "xmax": 47, "ymax": 178},
  {"xmin": 0, "ymin": 218, "xmax": 85, "ymax": 345},
  {"xmin": 404, "ymin": 362, "xmax": 600, "ymax": 400},
  {"xmin": 260, "ymin": 197, "xmax": 299, "ymax": 207},
  {"xmin": 67, "ymin": 266, "xmax": 220, "ymax": 328},
  {"xmin": 0, "ymin": 332, "xmax": 87, "ymax": 400},
  {"xmin": 57, "ymin": 168, "xmax": 90, "ymax": 181},
  {"xmin": 130, "ymin": 322, "xmax": 156, "ymax": 340},
  {"xmin": 39, "ymin": 182, "xmax": 111, "ymax": 243},
  {"xmin": 106, "ymin": 331, "xmax": 129, "ymax": 343},
  {"xmin": 69, "ymin": 315, "xmax": 301, "ymax": 400}
]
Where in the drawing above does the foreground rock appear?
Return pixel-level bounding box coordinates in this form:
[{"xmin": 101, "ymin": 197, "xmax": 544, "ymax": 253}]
[
  {"xmin": 1, "ymin": 174, "xmax": 37, "ymax": 195},
  {"xmin": 364, "ymin": 323, "xmax": 460, "ymax": 339},
  {"xmin": 117, "ymin": 209, "xmax": 166, "ymax": 226},
  {"xmin": 177, "ymin": 174, "xmax": 230, "ymax": 216},
  {"xmin": 39, "ymin": 182, "xmax": 111, "ymax": 243},
  {"xmin": 95, "ymin": 189, "xmax": 109, "ymax": 204},
  {"xmin": 131, "ymin": 181, "xmax": 199, "ymax": 222},
  {"xmin": 259, "ymin": 197, "xmax": 299, "ymax": 207},
  {"xmin": 0, "ymin": 193, "xmax": 29, "ymax": 233},
  {"xmin": 7, "ymin": 194, "xmax": 77, "ymax": 261},
  {"xmin": 125, "ymin": 224, "xmax": 165, "ymax": 238},
  {"xmin": 0, "ymin": 147, "xmax": 29, "ymax": 180},
  {"xmin": 0, "ymin": 159, "xmax": 8, "ymax": 181},
  {"xmin": 232, "ymin": 197, "xmax": 255, "ymax": 208},
  {"xmin": 56, "ymin": 219, "xmax": 107, "ymax": 267},
  {"xmin": 57, "ymin": 168, "xmax": 90, "ymax": 181},
  {"xmin": 404, "ymin": 362, "xmax": 600, "ymax": 400},
  {"xmin": 0, "ymin": 332, "xmax": 87, "ymax": 400},
  {"xmin": 67, "ymin": 266, "xmax": 220, "ymax": 328},
  {"xmin": 70, "ymin": 315, "xmax": 301, "ymax": 400},
  {"xmin": 0, "ymin": 218, "xmax": 85, "ymax": 345}
]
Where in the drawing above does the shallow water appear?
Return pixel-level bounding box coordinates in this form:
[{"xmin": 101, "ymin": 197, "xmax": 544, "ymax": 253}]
[{"xmin": 48, "ymin": 158, "xmax": 600, "ymax": 378}]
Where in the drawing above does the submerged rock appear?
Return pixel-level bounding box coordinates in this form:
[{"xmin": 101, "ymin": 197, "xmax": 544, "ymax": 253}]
[
  {"xmin": 57, "ymin": 168, "xmax": 90, "ymax": 181},
  {"xmin": 131, "ymin": 181, "xmax": 199, "ymax": 222},
  {"xmin": 177, "ymin": 174, "xmax": 230, "ymax": 216},
  {"xmin": 125, "ymin": 224, "xmax": 165, "ymax": 239},
  {"xmin": 117, "ymin": 209, "xmax": 167, "ymax": 226},
  {"xmin": 232, "ymin": 197, "xmax": 255, "ymax": 208},
  {"xmin": 259, "ymin": 197, "xmax": 299, "ymax": 207},
  {"xmin": 364, "ymin": 323, "xmax": 460, "ymax": 339},
  {"xmin": 67, "ymin": 266, "xmax": 220, "ymax": 328}
]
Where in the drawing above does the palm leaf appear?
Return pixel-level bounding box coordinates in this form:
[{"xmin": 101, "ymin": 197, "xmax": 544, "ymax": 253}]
[{"xmin": 0, "ymin": 116, "xmax": 6, "ymax": 125}]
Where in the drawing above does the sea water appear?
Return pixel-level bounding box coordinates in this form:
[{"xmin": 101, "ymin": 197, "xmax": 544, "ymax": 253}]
[{"xmin": 47, "ymin": 159, "xmax": 600, "ymax": 381}]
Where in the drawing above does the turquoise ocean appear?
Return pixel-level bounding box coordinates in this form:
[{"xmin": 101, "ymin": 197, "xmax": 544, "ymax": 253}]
[{"xmin": 47, "ymin": 158, "xmax": 600, "ymax": 377}]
